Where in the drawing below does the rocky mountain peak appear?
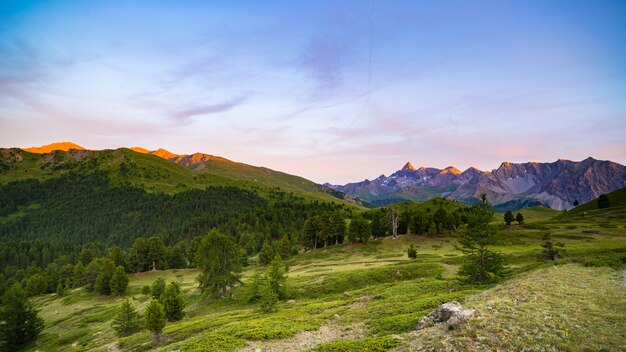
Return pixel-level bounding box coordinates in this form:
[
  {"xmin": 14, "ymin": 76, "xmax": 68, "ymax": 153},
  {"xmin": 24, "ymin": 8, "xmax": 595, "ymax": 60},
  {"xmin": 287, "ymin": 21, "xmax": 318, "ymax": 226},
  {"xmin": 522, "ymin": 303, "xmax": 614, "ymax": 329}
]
[
  {"xmin": 440, "ymin": 166, "xmax": 461, "ymax": 175},
  {"xmin": 402, "ymin": 162, "xmax": 416, "ymax": 171}
]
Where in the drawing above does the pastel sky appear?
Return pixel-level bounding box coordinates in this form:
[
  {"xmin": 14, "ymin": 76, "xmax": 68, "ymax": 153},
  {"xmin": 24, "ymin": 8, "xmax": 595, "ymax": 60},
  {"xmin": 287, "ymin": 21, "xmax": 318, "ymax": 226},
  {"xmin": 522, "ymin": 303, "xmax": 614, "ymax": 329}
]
[{"xmin": 1, "ymin": 0, "xmax": 625, "ymax": 184}]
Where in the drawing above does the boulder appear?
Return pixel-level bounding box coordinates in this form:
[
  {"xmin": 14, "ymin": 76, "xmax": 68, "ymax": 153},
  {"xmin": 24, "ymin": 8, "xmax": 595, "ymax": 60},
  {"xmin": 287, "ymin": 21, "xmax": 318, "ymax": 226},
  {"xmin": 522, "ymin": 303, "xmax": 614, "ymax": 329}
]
[{"xmin": 416, "ymin": 301, "xmax": 475, "ymax": 330}]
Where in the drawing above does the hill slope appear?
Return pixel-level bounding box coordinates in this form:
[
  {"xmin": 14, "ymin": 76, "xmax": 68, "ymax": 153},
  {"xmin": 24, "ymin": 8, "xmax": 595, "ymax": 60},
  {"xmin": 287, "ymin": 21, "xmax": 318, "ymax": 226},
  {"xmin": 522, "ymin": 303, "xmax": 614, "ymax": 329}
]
[{"xmin": 1, "ymin": 144, "xmax": 361, "ymax": 205}]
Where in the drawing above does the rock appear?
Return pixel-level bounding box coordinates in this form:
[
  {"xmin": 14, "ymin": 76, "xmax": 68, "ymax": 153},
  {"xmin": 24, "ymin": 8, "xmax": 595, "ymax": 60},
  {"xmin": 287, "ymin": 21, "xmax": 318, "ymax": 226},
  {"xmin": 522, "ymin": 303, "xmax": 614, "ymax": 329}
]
[
  {"xmin": 415, "ymin": 301, "xmax": 475, "ymax": 330},
  {"xmin": 287, "ymin": 299, "xmax": 296, "ymax": 303}
]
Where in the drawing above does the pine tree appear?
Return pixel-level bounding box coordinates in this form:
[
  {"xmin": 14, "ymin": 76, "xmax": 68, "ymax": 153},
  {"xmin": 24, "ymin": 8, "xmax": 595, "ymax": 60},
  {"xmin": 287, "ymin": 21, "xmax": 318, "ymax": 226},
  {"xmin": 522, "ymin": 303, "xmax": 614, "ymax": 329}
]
[
  {"xmin": 348, "ymin": 217, "xmax": 371, "ymax": 243},
  {"xmin": 503, "ymin": 210, "xmax": 514, "ymax": 225},
  {"xmin": 144, "ymin": 299, "xmax": 166, "ymax": 341},
  {"xmin": 598, "ymin": 194, "xmax": 610, "ymax": 209},
  {"xmin": 151, "ymin": 277, "xmax": 166, "ymax": 299},
  {"xmin": 258, "ymin": 279, "xmax": 278, "ymax": 313},
  {"xmin": 515, "ymin": 212, "xmax": 524, "ymax": 225},
  {"xmin": 258, "ymin": 240, "xmax": 274, "ymax": 266},
  {"xmin": 161, "ymin": 282, "xmax": 185, "ymax": 321},
  {"xmin": 541, "ymin": 233, "xmax": 564, "ymax": 260},
  {"xmin": 109, "ymin": 246, "xmax": 125, "ymax": 268},
  {"xmin": 0, "ymin": 284, "xmax": 44, "ymax": 349},
  {"xmin": 407, "ymin": 244, "xmax": 417, "ymax": 259},
  {"xmin": 111, "ymin": 300, "xmax": 142, "ymax": 337},
  {"xmin": 109, "ymin": 266, "xmax": 129, "ymax": 296},
  {"xmin": 277, "ymin": 234, "xmax": 291, "ymax": 259},
  {"xmin": 72, "ymin": 261, "xmax": 85, "ymax": 288},
  {"xmin": 195, "ymin": 230, "xmax": 242, "ymax": 296},
  {"xmin": 95, "ymin": 259, "xmax": 115, "ymax": 295},
  {"xmin": 267, "ymin": 255, "xmax": 287, "ymax": 300},
  {"xmin": 457, "ymin": 193, "xmax": 507, "ymax": 283}
]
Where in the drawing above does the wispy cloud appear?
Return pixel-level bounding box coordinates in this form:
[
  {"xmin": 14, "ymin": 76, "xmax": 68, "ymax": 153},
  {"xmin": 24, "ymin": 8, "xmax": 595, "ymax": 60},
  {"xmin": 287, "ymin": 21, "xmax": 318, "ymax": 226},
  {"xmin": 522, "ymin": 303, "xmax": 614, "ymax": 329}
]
[{"xmin": 170, "ymin": 96, "xmax": 247, "ymax": 124}]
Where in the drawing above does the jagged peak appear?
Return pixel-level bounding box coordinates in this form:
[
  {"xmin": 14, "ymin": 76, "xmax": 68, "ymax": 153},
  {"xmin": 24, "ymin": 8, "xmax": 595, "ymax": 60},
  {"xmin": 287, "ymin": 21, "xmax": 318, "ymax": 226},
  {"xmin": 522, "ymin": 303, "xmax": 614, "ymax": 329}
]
[
  {"xmin": 440, "ymin": 166, "xmax": 461, "ymax": 175},
  {"xmin": 401, "ymin": 162, "xmax": 416, "ymax": 171},
  {"xmin": 23, "ymin": 142, "xmax": 85, "ymax": 154},
  {"xmin": 499, "ymin": 161, "xmax": 512, "ymax": 168}
]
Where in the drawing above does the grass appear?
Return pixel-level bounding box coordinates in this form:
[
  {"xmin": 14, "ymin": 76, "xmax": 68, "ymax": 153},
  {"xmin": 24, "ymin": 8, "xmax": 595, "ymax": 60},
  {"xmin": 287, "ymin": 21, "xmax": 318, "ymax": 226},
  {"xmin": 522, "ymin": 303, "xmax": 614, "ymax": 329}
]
[
  {"xmin": 21, "ymin": 205, "xmax": 626, "ymax": 352},
  {"xmin": 401, "ymin": 265, "xmax": 626, "ymax": 351}
]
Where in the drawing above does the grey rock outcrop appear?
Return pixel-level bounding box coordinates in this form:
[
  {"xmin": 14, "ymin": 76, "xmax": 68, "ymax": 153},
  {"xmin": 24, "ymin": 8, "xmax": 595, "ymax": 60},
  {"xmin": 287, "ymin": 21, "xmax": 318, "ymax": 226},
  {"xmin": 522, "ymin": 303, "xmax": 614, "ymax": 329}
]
[{"xmin": 416, "ymin": 301, "xmax": 475, "ymax": 330}]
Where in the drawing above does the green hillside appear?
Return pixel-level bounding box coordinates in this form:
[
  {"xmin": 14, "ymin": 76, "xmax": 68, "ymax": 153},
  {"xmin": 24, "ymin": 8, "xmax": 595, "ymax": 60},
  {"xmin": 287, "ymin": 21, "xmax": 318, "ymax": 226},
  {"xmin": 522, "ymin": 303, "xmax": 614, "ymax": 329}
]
[
  {"xmin": 21, "ymin": 209, "xmax": 626, "ymax": 352},
  {"xmin": 557, "ymin": 186, "xmax": 626, "ymax": 222},
  {"xmin": 0, "ymin": 148, "xmax": 360, "ymax": 205}
]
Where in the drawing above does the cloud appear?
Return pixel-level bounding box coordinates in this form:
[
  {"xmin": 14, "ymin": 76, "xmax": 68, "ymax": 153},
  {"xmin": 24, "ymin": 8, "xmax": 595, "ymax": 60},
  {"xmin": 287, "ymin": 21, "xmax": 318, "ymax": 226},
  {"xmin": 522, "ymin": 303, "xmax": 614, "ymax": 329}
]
[{"xmin": 170, "ymin": 96, "xmax": 247, "ymax": 124}]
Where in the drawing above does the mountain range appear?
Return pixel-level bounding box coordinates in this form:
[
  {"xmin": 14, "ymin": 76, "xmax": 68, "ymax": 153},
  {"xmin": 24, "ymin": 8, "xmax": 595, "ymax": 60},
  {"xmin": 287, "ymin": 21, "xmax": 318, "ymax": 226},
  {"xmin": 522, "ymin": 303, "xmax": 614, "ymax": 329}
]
[
  {"xmin": 1, "ymin": 142, "xmax": 364, "ymax": 206},
  {"xmin": 326, "ymin": 158, "xmax": 626, "ymax": 210},
  {"xmin": 7, "ymin": 143, "xmax": 626, "ymax": 211}
]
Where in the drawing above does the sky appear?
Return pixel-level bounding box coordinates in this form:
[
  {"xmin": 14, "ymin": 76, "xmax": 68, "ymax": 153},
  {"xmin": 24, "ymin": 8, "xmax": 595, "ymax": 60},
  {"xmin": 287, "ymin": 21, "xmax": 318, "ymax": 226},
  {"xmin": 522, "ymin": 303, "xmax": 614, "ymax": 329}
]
[{"xmin": 0, "ymin": 0, "xmax": 625, "ymax": 184}]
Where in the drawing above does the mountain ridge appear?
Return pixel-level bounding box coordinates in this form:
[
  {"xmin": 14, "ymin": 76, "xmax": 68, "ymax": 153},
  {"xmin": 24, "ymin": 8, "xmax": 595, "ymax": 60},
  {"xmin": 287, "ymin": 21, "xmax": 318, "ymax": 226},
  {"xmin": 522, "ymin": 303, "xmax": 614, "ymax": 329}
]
[
  {"xmin": 327, "ymin": 158, "xmax": 626, "ymax": 210},
  {"xmin": 4, "ymin": 142, "xmax": 364, "ymax": 207}
]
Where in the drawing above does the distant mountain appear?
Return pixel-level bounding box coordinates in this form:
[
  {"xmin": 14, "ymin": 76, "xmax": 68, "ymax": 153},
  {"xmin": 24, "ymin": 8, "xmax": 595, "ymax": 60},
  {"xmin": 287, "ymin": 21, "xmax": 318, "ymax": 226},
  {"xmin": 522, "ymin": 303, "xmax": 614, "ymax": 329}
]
[
  {"xmin": 327, "ymin": 158, "xmax": 626, "ymax": 210},
  {"xmin": 0, "ymin": 143, "xmax": 364, "ymax": 206},
  {"xmin": 23, "ymin": 141, "xmax": 85, "ymax": 153}
]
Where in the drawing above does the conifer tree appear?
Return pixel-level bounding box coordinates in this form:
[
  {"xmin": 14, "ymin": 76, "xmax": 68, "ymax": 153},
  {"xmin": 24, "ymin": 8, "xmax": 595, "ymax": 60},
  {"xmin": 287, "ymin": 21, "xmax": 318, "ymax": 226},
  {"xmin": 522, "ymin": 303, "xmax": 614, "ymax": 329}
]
[
  {"xmin": 258, "ymin": 240, "xmax": 274, "ymax": 266},
  {"xmin": 111, "ymin": 300, "xmax": 142, "ymax": 337},
  {"xmin": 258, "ymin": 279, "xmax": 278, "ymax": 313},
  {"xmin": 196, "ymin": 230, "xmax": 242, "ymax": 296},
  {"xmin": 109, "ymin": 266, "xmax": 129, "ymax": 296},
  {"xmin": 457, "ymin": 193, "xmax": 507, "ymax": 283},
  {"xmin": 161, "ymin": 282, "xmax": 185, "ymax": 321},
  {"xmin": 95, "ymin": 260, "xmax": 115, "ymax": 295},
  {"xmin": 144, "ymin": 299, "xmax": 166, "ymax": 341},
  {"xmin": 503, "ymin": 210, "xmax": 514, "ymax": 225},
  {"xmin": 277, "ymin": 234, "xmax": 292, "ymax": 259},
  {"xmin": 541, "ymin": 233, "xmax": 564, "ymax": 260},
  {"xmin": 0, "ymin": 284, "xmax": 44, "ymax": 349},
  {"xmin": 151, "ymin": 277, "xmax": 166, "ymax": 299},
  {"xmin": 266, "ymin": 255, "xmax": 287, "ymax": 300}
]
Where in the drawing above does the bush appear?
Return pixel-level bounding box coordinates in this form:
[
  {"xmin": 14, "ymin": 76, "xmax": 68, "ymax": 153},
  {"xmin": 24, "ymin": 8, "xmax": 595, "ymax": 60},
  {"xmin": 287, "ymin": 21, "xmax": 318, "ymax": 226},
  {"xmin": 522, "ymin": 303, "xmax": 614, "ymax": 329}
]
[
  {"xmin": 316, "ymin": 336, "xmax": 400, "ymax": 352},
  {"xmin": 407, "ymin": 244, "xmax": 417, "ymax": 259}
]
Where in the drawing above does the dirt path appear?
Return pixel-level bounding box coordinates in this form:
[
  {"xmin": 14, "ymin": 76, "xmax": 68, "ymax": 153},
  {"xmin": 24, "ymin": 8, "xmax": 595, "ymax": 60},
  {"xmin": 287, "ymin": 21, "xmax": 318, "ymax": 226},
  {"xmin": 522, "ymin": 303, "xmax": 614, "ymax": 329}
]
[{"xmin": 237, "ymin": 322, "xmax": 365, "ymax": 352}]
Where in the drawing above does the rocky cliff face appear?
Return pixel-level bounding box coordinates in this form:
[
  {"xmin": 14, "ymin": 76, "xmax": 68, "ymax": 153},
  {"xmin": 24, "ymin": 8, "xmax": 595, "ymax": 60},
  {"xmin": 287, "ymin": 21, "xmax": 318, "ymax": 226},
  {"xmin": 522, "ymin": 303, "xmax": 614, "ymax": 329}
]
[{"xmin": 328, "ymin": 158, "xmax": 626, "ymax": 210}]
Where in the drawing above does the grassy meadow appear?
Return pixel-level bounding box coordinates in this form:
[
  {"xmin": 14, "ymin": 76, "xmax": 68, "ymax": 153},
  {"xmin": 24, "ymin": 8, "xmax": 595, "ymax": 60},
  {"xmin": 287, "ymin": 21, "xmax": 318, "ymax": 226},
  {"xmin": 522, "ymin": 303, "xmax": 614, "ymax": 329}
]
[{"xmin": 23, "ymin": 205, "xmax": 626, "ymax": 352}]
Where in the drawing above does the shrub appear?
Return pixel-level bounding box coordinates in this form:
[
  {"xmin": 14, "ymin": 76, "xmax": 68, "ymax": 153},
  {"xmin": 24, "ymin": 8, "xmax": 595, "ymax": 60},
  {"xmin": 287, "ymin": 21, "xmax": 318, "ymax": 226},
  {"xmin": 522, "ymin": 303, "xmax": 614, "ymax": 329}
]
[{"xmin": 407, "ymin": 244, "xmax": 417, "ymax": 259}]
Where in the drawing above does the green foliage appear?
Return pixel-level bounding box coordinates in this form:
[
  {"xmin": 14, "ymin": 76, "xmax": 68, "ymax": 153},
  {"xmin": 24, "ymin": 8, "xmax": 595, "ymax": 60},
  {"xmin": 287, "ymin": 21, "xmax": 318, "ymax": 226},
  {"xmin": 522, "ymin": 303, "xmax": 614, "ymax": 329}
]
[
  {"xmin": 151, "ymin": 277, "xmax": 166, "ymax": 299},
  {"xmin": 267, "ymin": 255, "xmax": 287, "ymax": 300},
  {"xmin": 407, "ymin": 244, "xmax": 417, "ymax": 259},
  {"xmin": 25, "ymin": 273, "xmax": 48, "ymax": 296},
  {"xmin": 172, "ymin": 333, "xmax": 246, "ymax": 352},
  {"xmin": 276, "ymin": 234, "xmax": 292, "ymax": 259},
  {"xmin": 258, "ymin": 240, "xmax": 275, "ymax": 266},
  {"xmin": 316, "ymin": 336, "xmax": 400, "ymax": 352},
  {"xmin": 161, "ymin": 282, "xmax": 185, "ymax": 321},
  {"xmin": 109, "ymin": 246, "xmax": 125, "ymax": 268},
  {"xmin": 110, "ymin": 265, "xmax": 129, "ymax": 295},
  {"xmin": 348, "ymin": 216, "xmax": 371, "ymax": 243},
  {"xmin": 457, "ymin": 193, "xmax": 507, "ymax": 283},
  {"xmin": 196, "ymin": 230, "xmax": 242, "ymax": 296},
  {"xmin": 541, "ymin": 233, "xmax": 564, "ymax": 260},
  {"xmin": 95, "ymin": 259, "xmax": 115, "ymax": 295},
  {"xmin": 144, "ymin": 299, "xmax": 167, "ymax": 340},
  {"xmin": 504, "ymin": 210, "xmax": 514, "ymax": 225},
  {"xmin": 111, "ymin": 300, "xmax": 143, "ymax": 337},
  {"xmin": 0, "ymin": 284, "xmax": 44, "ymax": 350},
  {"xmin": 598, "ymin": 194, "xmax": 611, "ymax": 209},
  {"xmin": 141, "ymin": 285, "xmax": 151, "ymax": 295},
  {"xmin": 258, "ymin": 279, "xmax": 278, "ymax": 313}
]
